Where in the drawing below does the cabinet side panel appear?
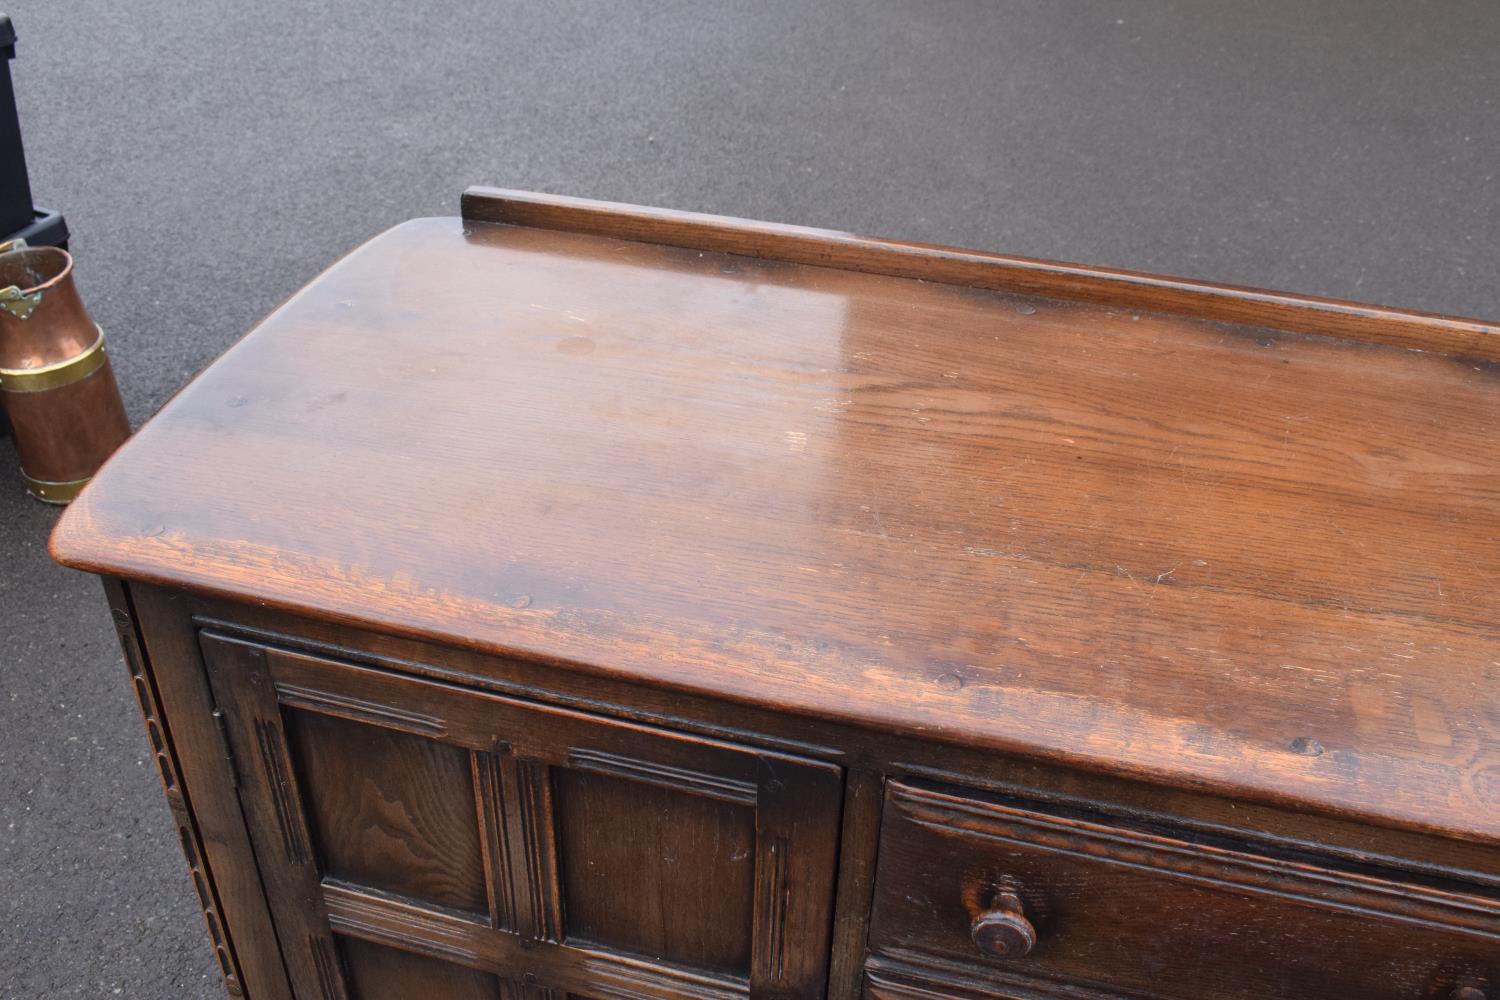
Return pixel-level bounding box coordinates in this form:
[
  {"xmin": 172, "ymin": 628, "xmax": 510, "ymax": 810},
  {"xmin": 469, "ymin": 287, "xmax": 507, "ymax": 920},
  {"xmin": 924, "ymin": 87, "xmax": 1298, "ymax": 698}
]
[{"xmin": 122, "ymin": 581, "xmax": 294, "ymax": 1000}]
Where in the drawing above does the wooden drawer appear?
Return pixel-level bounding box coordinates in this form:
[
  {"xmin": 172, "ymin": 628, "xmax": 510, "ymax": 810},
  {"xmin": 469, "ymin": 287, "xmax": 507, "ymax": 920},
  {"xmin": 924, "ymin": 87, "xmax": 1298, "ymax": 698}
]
[
  {"xmin": 868, "ymin": 781, "xmax": 1499, "ymax": 1000},
  {"xmin": 199, "ymin": 631, "xmax": 843, "ymax": 1000}
]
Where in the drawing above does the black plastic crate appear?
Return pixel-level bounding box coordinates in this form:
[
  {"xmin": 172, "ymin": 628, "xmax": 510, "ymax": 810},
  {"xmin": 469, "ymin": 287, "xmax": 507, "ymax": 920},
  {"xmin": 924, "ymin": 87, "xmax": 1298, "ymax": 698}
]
[{"xmin": 0, "ymin": 14, "xmax": 67, "ymax": 249}]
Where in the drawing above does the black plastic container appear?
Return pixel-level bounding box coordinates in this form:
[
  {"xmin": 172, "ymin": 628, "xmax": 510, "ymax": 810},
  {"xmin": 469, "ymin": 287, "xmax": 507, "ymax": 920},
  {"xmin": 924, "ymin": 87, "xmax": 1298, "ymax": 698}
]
[
  {"xmin": 0, "ymin": 14, "xmax": 68, "ymax": 249},
  {"xmin": 1, "ymin": 12, "xmax": 68, "ymax": 438}
]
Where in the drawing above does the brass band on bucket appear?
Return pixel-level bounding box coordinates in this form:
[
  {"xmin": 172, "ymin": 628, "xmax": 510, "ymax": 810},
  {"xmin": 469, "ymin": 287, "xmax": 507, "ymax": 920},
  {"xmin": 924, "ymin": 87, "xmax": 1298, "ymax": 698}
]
[
  {"xmin": 0, "ymin": 325, "xmax": 109, "ymax": 393},
  {"xmin": 21, "ymin": 472, "xmax": 92, "ymax": 505}
]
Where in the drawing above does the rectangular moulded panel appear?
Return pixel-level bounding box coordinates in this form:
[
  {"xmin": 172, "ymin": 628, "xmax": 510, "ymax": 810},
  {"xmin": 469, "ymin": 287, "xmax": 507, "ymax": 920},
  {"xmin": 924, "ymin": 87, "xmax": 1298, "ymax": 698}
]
[
  {"xmin": 338, "ymin": 935, "xmax": 501, "ymax": 1000},
  {"xmin": 553, "ymin": 766, "xmax": 759, "ymax": 974},
  {"xmin": 284, "ymin": 707, "xmax": 489, "ymax": 915}
]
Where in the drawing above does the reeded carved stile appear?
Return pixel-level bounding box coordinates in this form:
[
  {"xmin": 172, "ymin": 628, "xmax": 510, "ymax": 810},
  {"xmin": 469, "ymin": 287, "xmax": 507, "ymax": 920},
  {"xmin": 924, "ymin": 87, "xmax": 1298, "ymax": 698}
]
[{"xmin": 109, "ymin": 598, "xmax": 247, "ymax": 997}]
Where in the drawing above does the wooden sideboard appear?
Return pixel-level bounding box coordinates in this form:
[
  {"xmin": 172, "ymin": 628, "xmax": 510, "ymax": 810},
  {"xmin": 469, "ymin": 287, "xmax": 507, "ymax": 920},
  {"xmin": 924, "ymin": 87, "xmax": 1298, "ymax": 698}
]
[{"xmin": 52, "ymin": 189, "xmax": 1499, "ymax": 1000}]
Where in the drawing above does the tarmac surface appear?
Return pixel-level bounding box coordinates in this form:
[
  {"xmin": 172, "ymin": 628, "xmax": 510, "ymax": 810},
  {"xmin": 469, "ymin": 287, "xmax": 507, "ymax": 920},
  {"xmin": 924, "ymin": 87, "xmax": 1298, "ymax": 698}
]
[{"xmin": 1, "ymin": 2, "xmax": 1497, "ymax": 996}]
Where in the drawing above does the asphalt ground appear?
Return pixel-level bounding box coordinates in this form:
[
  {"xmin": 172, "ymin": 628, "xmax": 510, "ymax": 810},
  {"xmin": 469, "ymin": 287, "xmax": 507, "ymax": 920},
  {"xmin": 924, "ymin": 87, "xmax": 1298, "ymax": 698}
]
[{"xmin": 1, "ymin": 2, "xmax": 1496, "ymax": 996}]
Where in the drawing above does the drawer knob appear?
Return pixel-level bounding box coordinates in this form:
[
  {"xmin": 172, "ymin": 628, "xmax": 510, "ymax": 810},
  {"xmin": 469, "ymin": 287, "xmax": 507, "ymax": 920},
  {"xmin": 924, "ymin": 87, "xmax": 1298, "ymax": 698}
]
[
  {"xmin": 1451, "ymin": 988, "xmax": 1488, "ymax": 1000},
  {"xmin": 970, "ymin": 891, "xmax": 1036, "ymax": 959}
]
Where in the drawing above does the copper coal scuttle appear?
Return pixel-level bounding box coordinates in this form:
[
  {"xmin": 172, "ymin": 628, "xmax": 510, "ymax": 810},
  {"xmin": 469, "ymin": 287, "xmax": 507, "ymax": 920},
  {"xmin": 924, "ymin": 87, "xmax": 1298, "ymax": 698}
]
[{"xmin": 0, "ymin": 238, "xmax": 129, "ymax": 503}]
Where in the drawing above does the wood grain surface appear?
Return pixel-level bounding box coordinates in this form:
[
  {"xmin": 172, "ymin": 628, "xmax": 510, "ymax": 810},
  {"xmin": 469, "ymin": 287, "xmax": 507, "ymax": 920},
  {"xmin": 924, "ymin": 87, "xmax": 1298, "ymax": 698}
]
[
  {"xmin": 338, "ymin": 936, "xmax": 501, "ymax": 1000},
  {"xmin": 51, "ymin": 200, "xmax": 1500, "ymax": 846},
  {"xmin": 554, "ymin": 768, "xmax": 758, "ymax": 974},
  {"xmin": 285, "ymin": 708, "xmax": 490, "ymax": 914}
]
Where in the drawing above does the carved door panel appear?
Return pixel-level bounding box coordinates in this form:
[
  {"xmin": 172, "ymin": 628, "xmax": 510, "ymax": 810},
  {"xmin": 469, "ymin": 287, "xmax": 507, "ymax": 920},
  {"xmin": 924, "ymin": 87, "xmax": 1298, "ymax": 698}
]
[{"xmin": 200, "ymin": 632, "xmax": 842, "ymax": 1000}]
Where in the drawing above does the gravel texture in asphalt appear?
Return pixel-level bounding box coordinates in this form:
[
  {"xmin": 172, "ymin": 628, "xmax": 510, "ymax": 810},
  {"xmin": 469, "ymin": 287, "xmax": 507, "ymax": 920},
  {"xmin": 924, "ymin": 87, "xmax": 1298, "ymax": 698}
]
[{"xmin": 1, "ymin": 2, "xmax": 1496, "ymax": 997}]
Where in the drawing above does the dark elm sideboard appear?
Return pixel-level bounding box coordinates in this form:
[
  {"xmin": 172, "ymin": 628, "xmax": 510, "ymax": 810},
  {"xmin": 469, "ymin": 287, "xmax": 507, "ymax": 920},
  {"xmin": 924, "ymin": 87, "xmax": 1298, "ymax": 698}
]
[{"xmin": 52, "ymin": 189, "xmax": 1500, "ymax": 1000}]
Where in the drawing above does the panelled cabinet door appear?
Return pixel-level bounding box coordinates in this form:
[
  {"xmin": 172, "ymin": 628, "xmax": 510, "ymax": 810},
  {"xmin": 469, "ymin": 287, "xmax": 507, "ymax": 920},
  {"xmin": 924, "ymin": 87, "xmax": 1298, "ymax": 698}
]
[{"xmin": 199, "ymin": 632, "xmax": 843, "ymax": 1000}]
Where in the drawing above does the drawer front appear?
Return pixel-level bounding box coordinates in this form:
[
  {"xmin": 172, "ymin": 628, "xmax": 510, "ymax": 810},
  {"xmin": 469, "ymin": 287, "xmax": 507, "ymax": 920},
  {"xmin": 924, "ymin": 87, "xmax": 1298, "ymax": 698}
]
[
  {"xmin": 862, "ymin": 956, "xmax": 1128, "ymax": 1000},
  {"xmin": 199, "ymin": 631, "xmax": 842, "ymax": 1000},
  {"xmin": 869, "ymin": 781, "xmax": 1499, "ymax": 1000}
]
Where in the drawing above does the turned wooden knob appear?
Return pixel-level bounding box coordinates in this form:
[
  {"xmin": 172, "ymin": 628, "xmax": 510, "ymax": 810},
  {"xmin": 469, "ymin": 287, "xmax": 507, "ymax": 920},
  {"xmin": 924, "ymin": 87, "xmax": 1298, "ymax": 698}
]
[
  {"xmin": 1451, "ymin": 987, "xmax": 1488, "ymax": 1000},
  {"xmin": 970, "ymin": 891, "xmax": 1036, "ymax": 959}
]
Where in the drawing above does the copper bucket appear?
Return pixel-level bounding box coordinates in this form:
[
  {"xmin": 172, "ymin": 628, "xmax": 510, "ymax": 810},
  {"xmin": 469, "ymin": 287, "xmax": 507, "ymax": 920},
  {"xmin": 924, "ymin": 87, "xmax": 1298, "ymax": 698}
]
[{"xmin": 0, "ymin": 239, "xmax": 129, "ymax": 503}]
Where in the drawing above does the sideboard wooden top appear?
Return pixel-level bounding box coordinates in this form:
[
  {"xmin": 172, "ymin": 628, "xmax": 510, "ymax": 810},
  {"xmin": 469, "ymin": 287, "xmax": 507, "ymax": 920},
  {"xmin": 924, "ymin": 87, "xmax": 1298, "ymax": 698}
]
[{"xmin": 53, "ymin": 190, "xmax": 1500, "ymax": 844}]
